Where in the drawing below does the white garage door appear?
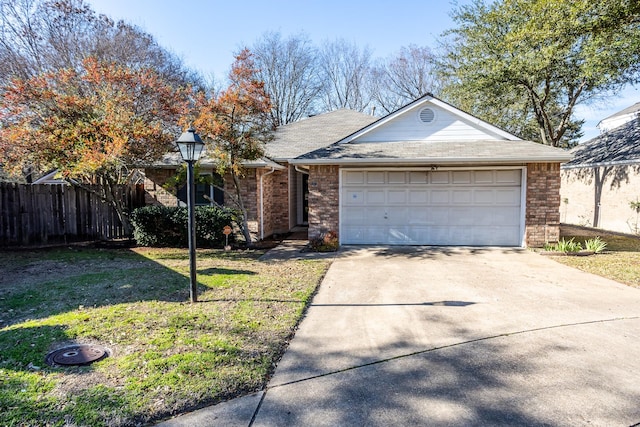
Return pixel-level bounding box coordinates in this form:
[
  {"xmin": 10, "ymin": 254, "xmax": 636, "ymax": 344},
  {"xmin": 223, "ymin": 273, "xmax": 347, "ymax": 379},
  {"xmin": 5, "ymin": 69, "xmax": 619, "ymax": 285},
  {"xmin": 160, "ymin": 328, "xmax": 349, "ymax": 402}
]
[{"xmin": 341, "ymin": 169, "xmax": 523, "ymax": 246}]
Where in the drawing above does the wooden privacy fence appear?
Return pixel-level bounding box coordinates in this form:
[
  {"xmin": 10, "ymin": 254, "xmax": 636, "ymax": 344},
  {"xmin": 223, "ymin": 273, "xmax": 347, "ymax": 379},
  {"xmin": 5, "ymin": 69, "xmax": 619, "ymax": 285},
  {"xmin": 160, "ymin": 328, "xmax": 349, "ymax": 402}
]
[{"xmin": 0, "ymin": 183, "xmax": 145, "ymax": 247}]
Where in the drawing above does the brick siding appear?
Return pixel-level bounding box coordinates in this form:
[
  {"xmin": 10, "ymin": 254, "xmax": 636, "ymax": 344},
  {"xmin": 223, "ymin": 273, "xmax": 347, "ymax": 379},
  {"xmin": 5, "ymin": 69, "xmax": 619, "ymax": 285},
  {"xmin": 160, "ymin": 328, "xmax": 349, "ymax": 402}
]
[
  {"xmin": 266, "ymin": 167, "xmax": 290, "ymax": 235},
  {"xmin": 224, "ymin": 170, "xmax": 259, "ymax": 238},
  {"xmin": 308, "ymin": 165, "xmax": 340, "ymax": 240},
  {"xmin": 143, "ymin": 168, "xmax": 179, "ymax": 207},
  {"xmin": 525, "ymin": 163, "xmax": 561, "ymax": 246}
]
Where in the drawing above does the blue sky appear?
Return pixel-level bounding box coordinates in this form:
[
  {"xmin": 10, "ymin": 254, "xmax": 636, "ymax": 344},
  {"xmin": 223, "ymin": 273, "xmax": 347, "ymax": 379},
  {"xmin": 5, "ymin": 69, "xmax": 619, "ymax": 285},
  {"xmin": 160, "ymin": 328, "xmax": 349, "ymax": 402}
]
[{"xmin": 87, "ymin": 0, "xmax": 638, "ymax": 142}]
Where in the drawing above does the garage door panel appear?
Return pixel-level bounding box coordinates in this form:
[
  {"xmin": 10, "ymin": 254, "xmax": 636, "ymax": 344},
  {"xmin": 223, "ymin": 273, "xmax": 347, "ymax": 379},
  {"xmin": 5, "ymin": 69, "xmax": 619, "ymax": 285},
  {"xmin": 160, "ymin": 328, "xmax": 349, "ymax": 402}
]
[
  {"xmin": 367, "ymin": 227, "xmax": 389, "ymax": 244},
  {"xmin": 341, "ymin": 169, "xmax": 523, "ymax": 246},
  {"xmin": 409, "ymin": 171, "xmax": 428, "ymax": 184},
  {"xmin": 388, "ymin": 227, "xmax": 412, "ymax": 244},
  {"xmin": 387, "ymin": 190, "xmax": 407, "ymax": 204},
  {"xmin": 342, "ymin": 226, "xmax": 365, "ymax": 243},
  {"xmin": 452, "ymin": 171, "xmax": 472, "ymax": 184},
  {"xmin": 496, "ymin": 169, "xmax": 521, "ymax": 184},
  {"xmin": 344, "ymin": 190, "xmax": 365, "ymax": 206},
  {"xmin": 365, "ymin": 207, "xmax": 388, "ymax": 226},
  {"xmin": 386, "ymin": 207, "xmax": 408, "ymax": 223},
  {"xmin": 344, "ymin": 171, "xmax": 365, "ymax": 185},
  {"xmin": 408, "ymin": 190, "xmax": 428, "ymax": 204},
  {"xmin": 452, "ymin": 190, "xmax": 472, "ymax": 204},
  {"xmin": 387, "ymin": 171, "xmax": 406, "ymax": 184},
  {"xmin": 474, "ymin": 170, "xmax": 494, "ymax": 184},
  {"xmin": 449, "ymin": 207, "xmax": 478, "ymax": 225},
  {"xmin": 474, "ymin": 189, "xmax": 494, "ymax": 204},
  {"xmin": 427, "ymin": 207, "xmax": 450, "ymax": 224},
  {"xmin": 430, "ymin": 190, "xmax": 450, "ymax": 204},
  {"xmin": 367, "ymin": 171, "xmax": 385, "ymax": 184},
  {"xmin": 366, "ymin": 190, "xmax": 385, "ymax": 204},
  {"xmin": 492, "ymin": 207, "xmax": 521, "ymax": 225},
  {"xmin": 495, "ymin": 189, "xmax": 520, "ymax": 204},
  {"xmin": 408, "ymin": 209, "xmax": 429, "ymax": 225},
  {"xmin": 342, "ymin": 207, "xmax": 365, "ymax": 224},
  {"xmin": 430, "ymin": 171, "xmax": 450, "ymax": 184}
]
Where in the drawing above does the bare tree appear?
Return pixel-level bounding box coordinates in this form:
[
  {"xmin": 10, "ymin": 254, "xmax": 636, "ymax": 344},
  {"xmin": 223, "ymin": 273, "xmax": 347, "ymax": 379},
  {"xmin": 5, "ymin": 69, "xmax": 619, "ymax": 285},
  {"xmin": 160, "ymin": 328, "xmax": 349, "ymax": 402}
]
[
  {"xmin": 371, "ymin": 45, "xmax": 443, "ymax": 113},
  {"xmin": 248, "ymin": 31, "xmax": 321, "ymax": 126},
  {"xmin": 317, "ymin": 39, "xmax": 373, "ymax": 112},
  {"xmin": 0, "ymin": 0, "xmax": 199, "ymax": 87},
  {"xmin": 0, "ymin": 0, "xmax": 46, "ymax": 82}
]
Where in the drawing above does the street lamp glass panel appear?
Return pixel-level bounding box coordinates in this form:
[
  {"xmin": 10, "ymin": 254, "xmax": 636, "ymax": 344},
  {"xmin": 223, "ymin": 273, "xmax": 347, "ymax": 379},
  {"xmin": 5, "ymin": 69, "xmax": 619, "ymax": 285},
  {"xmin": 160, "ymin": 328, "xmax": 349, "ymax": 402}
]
[{"xmin": 176, "ymin": 128, "xmax": 205, "ymax": 162}]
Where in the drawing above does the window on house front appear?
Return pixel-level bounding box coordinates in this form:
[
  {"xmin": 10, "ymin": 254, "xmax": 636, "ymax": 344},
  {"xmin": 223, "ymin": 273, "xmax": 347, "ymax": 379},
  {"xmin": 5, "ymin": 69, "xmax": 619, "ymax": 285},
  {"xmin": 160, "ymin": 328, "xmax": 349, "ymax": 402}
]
[{"xmin": 177, "ymin": 173, "xmax": 224, "ymax": 206}]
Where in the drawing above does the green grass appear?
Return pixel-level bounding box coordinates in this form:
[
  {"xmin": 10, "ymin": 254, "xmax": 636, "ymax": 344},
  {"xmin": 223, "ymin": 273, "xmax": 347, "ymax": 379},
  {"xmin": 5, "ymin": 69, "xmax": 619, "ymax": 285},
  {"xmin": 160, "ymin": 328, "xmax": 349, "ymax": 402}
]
[
  {"xmin": 549, "ymin": 231, "xmax": 640, "ymax": 288},
  {"xmin": 0, "ymin": 247, "xmax": 330, "ymax": 426}
]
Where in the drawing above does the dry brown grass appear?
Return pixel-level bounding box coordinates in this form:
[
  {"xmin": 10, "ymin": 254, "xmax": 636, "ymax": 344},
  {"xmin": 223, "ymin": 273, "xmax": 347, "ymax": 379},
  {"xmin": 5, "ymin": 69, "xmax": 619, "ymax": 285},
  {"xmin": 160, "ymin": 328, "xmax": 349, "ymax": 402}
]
[{"xmin": 550, "ymin": 225, "xmax": 640, "ymax": 288}]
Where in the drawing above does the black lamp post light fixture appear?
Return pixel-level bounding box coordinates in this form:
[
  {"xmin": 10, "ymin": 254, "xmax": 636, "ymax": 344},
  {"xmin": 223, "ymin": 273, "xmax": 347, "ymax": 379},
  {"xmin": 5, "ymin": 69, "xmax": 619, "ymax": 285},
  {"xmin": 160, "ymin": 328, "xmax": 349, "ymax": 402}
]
[{"xmin": 175, "ymin": 127, "xmax": 205, "ymax": 303}]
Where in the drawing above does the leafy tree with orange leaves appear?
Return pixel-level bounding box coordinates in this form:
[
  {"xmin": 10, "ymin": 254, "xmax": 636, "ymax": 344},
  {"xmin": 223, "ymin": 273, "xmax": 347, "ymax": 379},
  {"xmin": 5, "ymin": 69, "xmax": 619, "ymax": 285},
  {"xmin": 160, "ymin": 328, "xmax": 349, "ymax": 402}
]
[
  {"xmin": 0, "ymin": 57, "xmax": 189, "ymax": 232},
  {"xmin": 192, "ymin": 49, "xmax": 273, "ymax": 244}
]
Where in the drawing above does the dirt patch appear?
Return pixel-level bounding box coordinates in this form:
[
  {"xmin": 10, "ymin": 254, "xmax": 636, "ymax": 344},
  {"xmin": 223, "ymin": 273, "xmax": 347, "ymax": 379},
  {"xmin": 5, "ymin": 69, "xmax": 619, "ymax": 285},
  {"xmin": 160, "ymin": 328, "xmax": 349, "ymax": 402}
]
[{"xmin": 0, "ymin": 252, "xmax": 150, "ymax": 297}]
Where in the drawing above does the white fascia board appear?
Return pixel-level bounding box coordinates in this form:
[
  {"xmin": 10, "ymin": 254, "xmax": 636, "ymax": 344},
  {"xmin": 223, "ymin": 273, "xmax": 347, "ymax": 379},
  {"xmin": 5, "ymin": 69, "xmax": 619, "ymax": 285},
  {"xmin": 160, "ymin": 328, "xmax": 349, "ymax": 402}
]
[{"xmin": 290, "ymin": 156, "xmax": 571, "ymax": 166}]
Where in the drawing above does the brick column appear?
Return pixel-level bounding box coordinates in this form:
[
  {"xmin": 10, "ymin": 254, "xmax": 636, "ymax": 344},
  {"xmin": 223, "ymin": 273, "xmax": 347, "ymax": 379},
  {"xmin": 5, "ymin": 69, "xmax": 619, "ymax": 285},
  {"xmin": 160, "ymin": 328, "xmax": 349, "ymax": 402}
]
[
  {"xmin": 308, "ymin": 165, "xmax": 340, "ymax": 241},
  {"xmin": 525, "ymin": 163, "xmax": 561, "ymax": 247},
  {"xmin": 267, "ymin": 167, "xmax": 290, "ymax": 235}
]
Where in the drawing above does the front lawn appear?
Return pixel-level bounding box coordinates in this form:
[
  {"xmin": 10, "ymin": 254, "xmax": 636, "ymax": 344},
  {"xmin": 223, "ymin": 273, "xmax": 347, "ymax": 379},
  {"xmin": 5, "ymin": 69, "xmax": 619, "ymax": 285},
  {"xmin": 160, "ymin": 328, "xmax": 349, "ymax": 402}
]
[
  {"xmin": 0, "ymin": 247, "xmax": 330, "ymax": 426},
  {"xmin": 549, "ymin": 227, "xmax": 640, "ymax": 288}
]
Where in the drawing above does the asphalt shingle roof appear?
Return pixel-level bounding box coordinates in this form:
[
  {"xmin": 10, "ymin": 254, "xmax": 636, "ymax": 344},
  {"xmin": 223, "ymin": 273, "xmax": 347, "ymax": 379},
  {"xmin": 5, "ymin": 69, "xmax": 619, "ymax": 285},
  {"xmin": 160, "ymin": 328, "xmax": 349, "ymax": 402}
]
[
  {"xmin": 154, "ymin": 150, "xmax": 284, "ymax": 169},
  {"xmin": 291, "ymin": 139, "xmax": 572, "ymax": 165},
  {"xmin": 265, "ymin": 109, "xmax": 378, "ymax": 160},
  {"xmin": 563, "ymin": 119, "xmax": 640, "ymax": 168}
]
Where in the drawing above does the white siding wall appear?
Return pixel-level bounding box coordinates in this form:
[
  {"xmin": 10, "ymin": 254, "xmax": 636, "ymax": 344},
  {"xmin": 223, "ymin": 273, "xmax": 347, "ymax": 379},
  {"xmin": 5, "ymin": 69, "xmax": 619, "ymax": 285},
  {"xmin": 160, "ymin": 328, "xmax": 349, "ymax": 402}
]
[{"xmin": 357, "ymin": 105, "xmax": 504, "ymax": 142}]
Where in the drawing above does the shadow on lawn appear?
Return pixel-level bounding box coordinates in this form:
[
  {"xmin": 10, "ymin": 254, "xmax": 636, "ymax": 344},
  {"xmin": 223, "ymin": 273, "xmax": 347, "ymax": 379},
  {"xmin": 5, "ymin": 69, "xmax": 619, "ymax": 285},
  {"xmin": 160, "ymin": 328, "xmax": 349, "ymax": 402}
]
[
  {"xmin": 0, "ymin": 247, "xmax": 194, "ymax": 329},
  {"xmin": 198, "ymin": 267, "xmax": 258, "ymax": 276}
]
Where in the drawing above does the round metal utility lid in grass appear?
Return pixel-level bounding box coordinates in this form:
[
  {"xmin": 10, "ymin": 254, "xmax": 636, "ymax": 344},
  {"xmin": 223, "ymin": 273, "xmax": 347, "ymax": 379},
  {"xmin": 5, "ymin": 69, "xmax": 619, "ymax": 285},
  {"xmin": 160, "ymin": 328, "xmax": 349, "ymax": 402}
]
[{"xmin": 45, "ymin": 344, "xmax": 109, "ymax": 366}]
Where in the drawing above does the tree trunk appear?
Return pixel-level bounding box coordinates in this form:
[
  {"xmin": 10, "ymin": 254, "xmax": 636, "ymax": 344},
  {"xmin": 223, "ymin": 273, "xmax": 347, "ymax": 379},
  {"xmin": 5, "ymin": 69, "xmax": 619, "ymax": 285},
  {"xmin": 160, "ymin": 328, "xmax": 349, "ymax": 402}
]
[
  {"xmin": 231, "ymin": 170, "xmax": 254, "ymax": 246},
  {"xmin": 592, "ymin": 166, "xmax": 612, "ymax": 228}
]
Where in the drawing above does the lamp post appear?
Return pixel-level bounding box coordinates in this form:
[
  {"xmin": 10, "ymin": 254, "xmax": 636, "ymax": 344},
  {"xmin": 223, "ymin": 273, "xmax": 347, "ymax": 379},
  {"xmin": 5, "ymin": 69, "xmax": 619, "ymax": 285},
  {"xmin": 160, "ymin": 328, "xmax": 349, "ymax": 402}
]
[{"xmin": 175, "ymin": 127, "xmax": 205, "ymax": 303}]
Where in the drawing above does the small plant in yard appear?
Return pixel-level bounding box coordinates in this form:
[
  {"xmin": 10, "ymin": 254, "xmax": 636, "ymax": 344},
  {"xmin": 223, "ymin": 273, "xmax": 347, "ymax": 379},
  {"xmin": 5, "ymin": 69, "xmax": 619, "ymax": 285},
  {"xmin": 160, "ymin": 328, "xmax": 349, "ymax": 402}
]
[
  {"xmin": 584, "ymin": 236, "xmax": 607, "ymax": 253},
  {"xmin": 545, "ymin": 237, "xmax": 583, "ymax": 253},
  {"xmin": 549, "ymin": 232, "xmax": 640, "ymax": 288},
  {"xmin": 308, "ymin": 230, "xmax": 339, "ymax": 252}
]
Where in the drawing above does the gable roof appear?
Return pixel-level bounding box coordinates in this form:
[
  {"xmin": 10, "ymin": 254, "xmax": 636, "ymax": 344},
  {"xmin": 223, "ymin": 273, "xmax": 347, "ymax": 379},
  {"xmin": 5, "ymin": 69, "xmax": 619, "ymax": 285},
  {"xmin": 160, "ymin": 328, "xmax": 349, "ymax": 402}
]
[
  {"xmin": 599, "ymin": 102, "xmax": 640, "ymax": 125},
  {"xmin": 265, "ymin": 109, "xmax": 378, "ymax": 161},
  {"xmin": 563, "ymin": 119, "xmax": 640, "ymax": 169},
  {"xmin": 291, "ymin": 95, "xmax": 571, "ymax": 165},
  {"xmin": 337, "ymin": 94, "xmax": 522, "ymax": 144}
]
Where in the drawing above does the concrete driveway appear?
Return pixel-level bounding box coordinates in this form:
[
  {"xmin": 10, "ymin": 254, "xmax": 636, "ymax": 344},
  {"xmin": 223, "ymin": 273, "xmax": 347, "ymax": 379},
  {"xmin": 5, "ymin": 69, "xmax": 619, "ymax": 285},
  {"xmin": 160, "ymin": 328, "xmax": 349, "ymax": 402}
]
[{"xmin": 160, "ymin": 247, "xmax": 640, "ymax": 426}]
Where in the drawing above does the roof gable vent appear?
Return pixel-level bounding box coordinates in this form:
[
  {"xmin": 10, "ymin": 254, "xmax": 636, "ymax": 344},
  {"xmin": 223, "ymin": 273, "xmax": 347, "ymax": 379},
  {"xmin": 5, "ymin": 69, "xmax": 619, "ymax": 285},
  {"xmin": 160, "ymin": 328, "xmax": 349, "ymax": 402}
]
[{"xmin": 418, "ymin": 107, "xmax": 436, "ymax": 124}]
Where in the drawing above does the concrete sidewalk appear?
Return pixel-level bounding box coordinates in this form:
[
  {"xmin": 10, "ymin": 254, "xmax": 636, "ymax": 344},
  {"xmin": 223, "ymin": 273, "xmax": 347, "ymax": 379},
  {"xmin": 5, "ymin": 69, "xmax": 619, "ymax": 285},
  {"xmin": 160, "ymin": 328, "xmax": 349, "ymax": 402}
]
[{"xmin": 157, "ymin": 246, "xmax": 640, "ymax": 426}]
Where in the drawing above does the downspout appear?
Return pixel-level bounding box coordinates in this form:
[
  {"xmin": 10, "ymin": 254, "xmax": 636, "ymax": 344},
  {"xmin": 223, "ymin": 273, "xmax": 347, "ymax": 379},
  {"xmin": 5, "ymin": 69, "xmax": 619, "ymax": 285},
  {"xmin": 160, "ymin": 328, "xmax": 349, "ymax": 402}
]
[
  {"xmin": 259, "ymin": 167, "xmax": 277, "ymax": 241},
  {"xmin": 295, "ymin": 165, "xmax": 309, "ymax": 175}
]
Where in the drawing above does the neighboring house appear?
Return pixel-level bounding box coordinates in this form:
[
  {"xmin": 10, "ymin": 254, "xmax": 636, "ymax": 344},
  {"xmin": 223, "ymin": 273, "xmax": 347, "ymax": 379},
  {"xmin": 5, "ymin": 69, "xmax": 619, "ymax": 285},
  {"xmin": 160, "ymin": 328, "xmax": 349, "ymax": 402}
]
[
  {"xmin": 33, "ymin": 169, "xmax": 66, "ymax": 184},
  {"xmin": 144, "ymin": 95, "xmax": 571, "ymax": 247},
  {"xmin": 561, "ymin": 117, "xmax": 640, "ymax": 234},
  {"xmin": 598, "ymin": 102, "xmax": 640, "ymax": 132}
]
